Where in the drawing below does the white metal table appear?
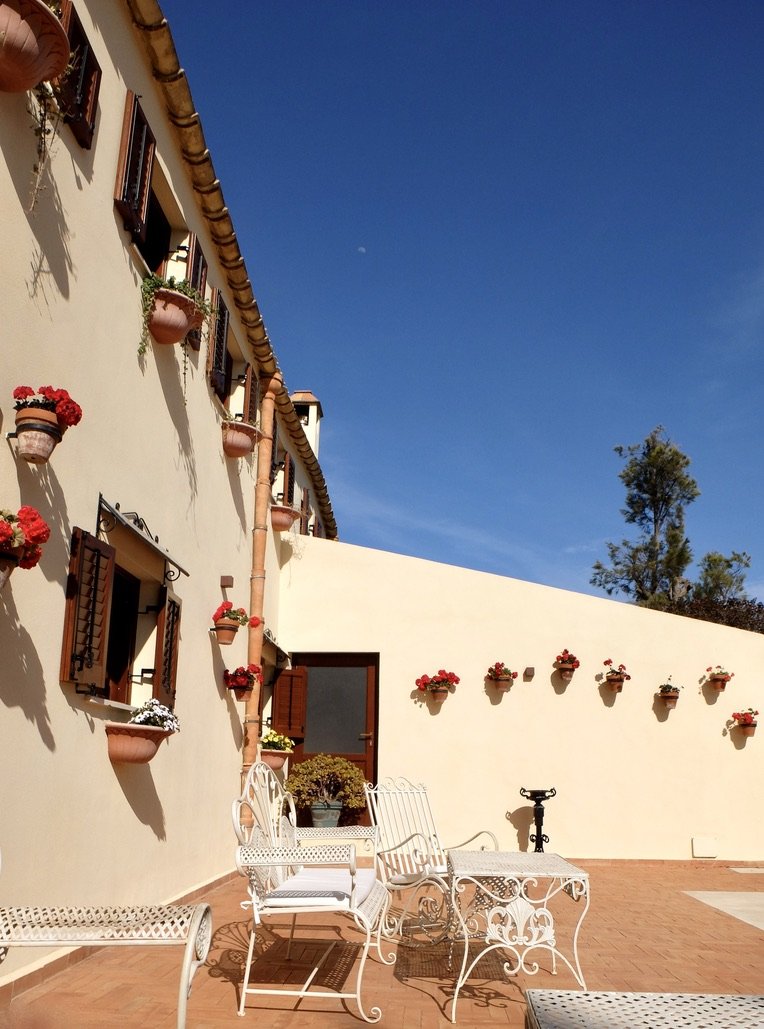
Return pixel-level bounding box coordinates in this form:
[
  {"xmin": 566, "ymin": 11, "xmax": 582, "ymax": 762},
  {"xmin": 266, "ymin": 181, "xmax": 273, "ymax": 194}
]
[{"xmin": 447, "ymin": 851, "xmax": 589, "ymax": 1022}]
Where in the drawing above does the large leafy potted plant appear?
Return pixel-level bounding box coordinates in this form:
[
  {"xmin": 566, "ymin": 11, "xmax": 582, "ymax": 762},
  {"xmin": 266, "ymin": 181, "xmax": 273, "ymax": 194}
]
[
  {"xmin": 0, "ymin": 505, "xmax": 50, "ymax": 589},
  {"xmin": 140, "ymin": 274, "xmax": 210, "ymax": 353},
  {"xmin": 105, "ymin": 699, "xmax": 180, "ymax": 764},
  {"xmin": 0, "ymin": 0, "xmax": 70, "ymax": 93},
  {"xmin": 286, "ymin": 754, "xmax": 367, "ymax": 827},
  {"xmin": 12, "ymin": 384, "xmax": 82, "ymax": 463}
]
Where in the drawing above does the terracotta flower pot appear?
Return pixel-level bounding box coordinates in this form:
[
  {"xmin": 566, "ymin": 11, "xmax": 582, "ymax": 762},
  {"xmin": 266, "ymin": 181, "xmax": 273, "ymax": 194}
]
[
  {"xmin": 739, "ymin": 723, "xmax": 757, "ymax": 737},
  {"xmin": 659, "ymin": 691, "xmax": 680, "ymax": 709},
  {"xmin": 221, "ymin": 420, "xmax": 261, "ymax": 458},
  {"xmin": 490, "ymin": 675, "xmax": 513, "ymax": 692},
  {"xmin": 0, "ymin": 0, "xmax": 70, "ymax": 93},
  {"xmin": 270, "ymin": 505, "xmax": 300, "ymax": 532},
  {"xmin": 212, "ymin": 618, "xmax": 239, "ymax": 645},
  {"xmin": 229, "ymin": 686, "xmax": 253, "ymax": 702},
  {"xmin": 429, "ymin": 687, "xmax": 449, "ymax": 704},
  {"xmin": 148, "ymin": 288, "xmax": 199, "ymax": 345},
  {"xmin": 14, "ymin": 407, "xmax": 62, "ymax": 463},
  {"xmin": 0, "ymin": 548, "xmax": 21, "ymax": 591},
  {"xmin": 557, "ymin": 663, "xmax": 576, "ymax": 682},
  {"xmin": 105, "ymin": 722, "xmax": 173, "ymax": 764},
  {"xmin": 710, "ymin": 676, "xmax": 729, "ymax": 691},
  {"xmin": 606, "ymin": 674, "xmax": 624, "ymax": 692},
  {"xmin": 260, "ymin": 748, "xmax": 292, "ymax": 771}
]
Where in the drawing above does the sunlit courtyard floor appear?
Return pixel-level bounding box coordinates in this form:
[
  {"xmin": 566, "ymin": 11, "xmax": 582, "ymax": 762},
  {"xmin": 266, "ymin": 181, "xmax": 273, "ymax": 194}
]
[{"xmin": 2, "ymin": 858, "xmax": 764, "ymax": 1027}]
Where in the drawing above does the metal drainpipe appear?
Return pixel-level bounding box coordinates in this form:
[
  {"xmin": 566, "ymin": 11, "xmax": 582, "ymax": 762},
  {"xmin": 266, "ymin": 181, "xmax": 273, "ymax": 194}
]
[{"xmin": 241, "ymin": 370, "xmax": 282, "ymax": 778}]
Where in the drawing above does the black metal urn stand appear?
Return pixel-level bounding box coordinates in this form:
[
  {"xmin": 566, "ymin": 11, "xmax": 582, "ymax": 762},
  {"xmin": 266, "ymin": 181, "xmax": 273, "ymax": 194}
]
[{"xmin": 520, "ymin": 787, "xmax": 557, "ymax": 852}]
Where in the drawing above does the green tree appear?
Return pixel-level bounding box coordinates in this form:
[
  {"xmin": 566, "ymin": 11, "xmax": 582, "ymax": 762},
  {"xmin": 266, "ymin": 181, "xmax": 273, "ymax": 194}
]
[
  {"xmin": 591, "ymin": 426, "xmax": 699, "ymax": 607},
  {"xmin": 692, "ymin": 550, "xmax": 750, "ymax": 603}
]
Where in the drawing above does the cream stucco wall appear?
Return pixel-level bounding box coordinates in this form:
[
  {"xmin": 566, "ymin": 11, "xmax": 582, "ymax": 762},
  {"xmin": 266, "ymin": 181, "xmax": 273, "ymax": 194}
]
[
  {"xmin": 279, "ymin": 536, "xmax": 764, "ymax": 861},
  {"xmin": 0, "ymin": 0, "xmax": 290, "ymax": 984}
]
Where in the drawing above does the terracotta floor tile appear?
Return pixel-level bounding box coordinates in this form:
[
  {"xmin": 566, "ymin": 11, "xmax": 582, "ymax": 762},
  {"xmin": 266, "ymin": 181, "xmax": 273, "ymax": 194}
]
[{"xmin": 2, "ymin": 859, "xmax": 764, "ymax": 1026}]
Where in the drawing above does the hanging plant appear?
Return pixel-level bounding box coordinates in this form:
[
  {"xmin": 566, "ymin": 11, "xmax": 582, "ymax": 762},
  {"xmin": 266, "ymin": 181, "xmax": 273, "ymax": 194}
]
[{"xmin": 139, "ymin": 275, "xmax": 210, "ymax": 355}]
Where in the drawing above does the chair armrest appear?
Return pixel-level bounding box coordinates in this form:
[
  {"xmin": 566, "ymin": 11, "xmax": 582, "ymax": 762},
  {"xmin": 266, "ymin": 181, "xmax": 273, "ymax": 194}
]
[
  {"xmin": 444, "ymin": 829, "xmax": 499, "ymax": 851},
  {"xmin": 377, "ymin": 830, "xmax": 433, "ymax": 856}
]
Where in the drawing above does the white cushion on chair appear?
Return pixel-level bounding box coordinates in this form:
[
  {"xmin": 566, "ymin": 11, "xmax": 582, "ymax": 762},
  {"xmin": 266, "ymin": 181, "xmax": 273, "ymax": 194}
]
[{"xmin": 266, "ymin": 867, "xmax": 378, "ymax": 909}]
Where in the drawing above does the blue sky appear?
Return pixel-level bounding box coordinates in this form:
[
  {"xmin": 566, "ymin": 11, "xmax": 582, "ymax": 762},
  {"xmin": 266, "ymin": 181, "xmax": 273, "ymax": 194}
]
[{"xmin": 161, "ymin": 1, "xmax": 764, "ymax": 599}]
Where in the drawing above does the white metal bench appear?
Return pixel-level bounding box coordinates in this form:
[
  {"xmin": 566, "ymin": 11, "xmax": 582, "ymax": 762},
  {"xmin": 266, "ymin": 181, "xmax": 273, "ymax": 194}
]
[
  {"xmin": 525, "ymin": 989, "xmax": 764, "ymax": 1028},
  {"xmin": 233, "ymin": 762, "xmax": 393, "ymax": 1021},
  {"xmin": 0, "ymin": 902, "xmax": 212, "ymax": 1029}
]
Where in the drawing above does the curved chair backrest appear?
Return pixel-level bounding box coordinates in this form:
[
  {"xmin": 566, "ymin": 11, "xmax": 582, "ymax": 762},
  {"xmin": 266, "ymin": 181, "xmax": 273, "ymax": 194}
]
[
  {"xmin": 232, "ymin": 761, "xmax": 299, "ymax": 847},
  {"xmin": 364, "ymin": 777, "xmax": 446, "ymax": 883}
]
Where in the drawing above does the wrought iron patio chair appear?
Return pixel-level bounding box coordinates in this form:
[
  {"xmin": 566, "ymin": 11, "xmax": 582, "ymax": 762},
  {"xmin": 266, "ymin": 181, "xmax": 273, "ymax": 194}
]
[
  {"xmin": 364, "ymin": 776, "xmax": 498, "ymax": 943},
  {"xmin": 233, "ymin": 763, "xmax": 394, "ymax": 1021}
]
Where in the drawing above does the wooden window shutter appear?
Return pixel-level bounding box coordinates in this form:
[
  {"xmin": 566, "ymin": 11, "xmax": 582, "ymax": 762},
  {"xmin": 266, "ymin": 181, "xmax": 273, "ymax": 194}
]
[
  {"xmin": 59, "ymin": 527, "xmax": 115, "ymax": 694},
  {"xmin": 57, "ymin": 0, "xmax": 101, "ymax": 149},
  {"xmin": 209, "ymin": 290, "xmax": 232, "ymax": 402},
  {"xmin": 186, "ymin": 235, "xmax": 208, "ymax": 352},
  {"xmin": 271, "ymin": 666, "xmax": 307, "ymax": 738},
  {"xmin": 243, "ymin": 364, "xmax": 259, "ymax": 425},
  {"xmin": 153, "ymin": 586, "xmax": 182, "ymax": 707},
  {"xmin": 114, "ymin": 90, "xmax": 155, "ymax": 241},
  {"xmin": 284, "ymin": 453, "xmax": 296, "ymax": 505},
  {"xmin": 299, "ymin": 489, "xmax": 310, "ymax": 535},
  {"xmin": 269, "ymin": 422, "xmax": 280, "ymax": 484}
]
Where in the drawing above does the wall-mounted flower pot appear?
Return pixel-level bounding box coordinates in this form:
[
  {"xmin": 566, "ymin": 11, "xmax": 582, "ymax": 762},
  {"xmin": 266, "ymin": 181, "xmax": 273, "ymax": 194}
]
[
  {"xmin": 212, "ymin": 618, "xmax": 239, "ymax": 645},
  {"xmin": 148, "ymin": 288, "xmax": 201, "ymax": 345},
  {"xmin": 260, "ymin": 748, "xmax": 292, "ymax": 771},
  {"xmin": 270, "ymin": 505, "xmax": 300, "ymax": 532},
  {"xmin": 429, "ymin": 687, "xmax": 449, "ymax": 704},
  {"xmin": 606, "ymin": 674, "xmax": 625, "ymax": 692},
  {"xmin": 14, "ymin": 407, "xmax": 62, "ymax": 463},
  {"xmin": 0, "ymin": 548, "xmax": 21, "ymax": 591},
  {"xmin": 490, "ymin": 676, "xmax": 513, "ymax": 692},
  {"xmin": 740, "ymin": 723, "xmax": 757, "ymax": 737},
  {"xmin": 710, "ymin": 676, "xmax": 729, "ymax": 691},
  {"xmin": 228, "ymin": 686, "xmax": 253, "ymax": 702},
  {"xmin": 557, "ymin": 663, "xmax": 576, "ymax": 682},
  {"xmin": 105, "ymin": 722, "xmax": 173, "ymax": 764},
  {"xmin": 222, "ymin": 420, "xmax": 261, "ymax": 458},
  {"xmin": 658, "ymin": 691, "xmax": 680, "ymax": 709},
  {"xmin": 0, "ymin": 0, "xmax": 70, "ymax": 93}
]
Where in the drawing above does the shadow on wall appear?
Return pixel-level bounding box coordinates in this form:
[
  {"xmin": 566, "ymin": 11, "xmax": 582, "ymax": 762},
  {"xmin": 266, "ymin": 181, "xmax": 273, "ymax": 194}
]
[
  {"xmin": 0, "ymin": 587, "xmax": 56, "ymax": 751},
  {"xmin": 506, "ymin": 805, "xmax": 533, "ymax": 851}
]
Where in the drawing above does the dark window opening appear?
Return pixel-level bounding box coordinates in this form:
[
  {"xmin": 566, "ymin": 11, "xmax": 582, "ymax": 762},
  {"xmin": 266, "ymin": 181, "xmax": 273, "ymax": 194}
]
[{"xmin": 106, "ymin": 566, "xmax": 139, "ymax": 704}]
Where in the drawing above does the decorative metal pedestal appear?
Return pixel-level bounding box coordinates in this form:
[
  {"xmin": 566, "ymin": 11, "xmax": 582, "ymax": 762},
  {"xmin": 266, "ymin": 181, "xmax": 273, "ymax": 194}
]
[{"xmin": 520, "ymin": 787, "xmax": 557, "ymax": 853}]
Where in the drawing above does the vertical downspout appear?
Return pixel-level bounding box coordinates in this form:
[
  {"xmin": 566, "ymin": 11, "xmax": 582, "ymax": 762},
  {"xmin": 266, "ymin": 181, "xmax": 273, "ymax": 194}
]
[{"xmin": 241, "ymin": 370, "xmax": 282, "ymax": 777}]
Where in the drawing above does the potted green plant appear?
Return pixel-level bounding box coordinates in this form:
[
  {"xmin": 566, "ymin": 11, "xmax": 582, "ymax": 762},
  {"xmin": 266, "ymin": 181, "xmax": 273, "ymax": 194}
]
[
  {"xmin": 0, "ymin": 0, "xmax": 70, "ymax": 93},
  {"xmin": 555, "ymin": 648, "xmax": 580, "ymax": 682},
  {"xmin": 285, "ymin": 754, "xmax": 367, "ymax": 827},
  {"xmin": 0, "ymin": 505, "xmax": 50, "ymax": 589},
  {"xmin": 105, "ymin": 699, "xmax": 180, "ymax": 764},
  {"xmin": 657, "ymin": 677, "xmax": 681, "ymax": 709},
  {"xmin": 140, "ymin": 274, "xmax": 210, "ymax": 353},
  {"xmin": 485, "ymin": 661, "xmax": 518, "ymax": 691},
  {"xmin": 259, "ymin": 729, "xmax": 295, "ymax": 771},
  {"xmin": 603, "ymin": 659, "xmax": 631, "ymax": 692},
  {"xmin": 12, "ymin": 384, "xmax": 82, "ymax": 463},
  {"xmin": 211, "ymin": 601, "xmax": 257, "ymax": 645}
]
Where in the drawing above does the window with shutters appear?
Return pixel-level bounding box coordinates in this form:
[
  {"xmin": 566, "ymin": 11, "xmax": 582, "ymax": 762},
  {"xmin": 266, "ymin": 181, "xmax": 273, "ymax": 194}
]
[
  {"xmin": 208, "ymin": 290, "xmax": 233, "ymax": 403},
  {"xmin": 185, "ymin": 235, "xmax": 208, "ymax": 351},
  {"xmin": 60, "ymin": 525, "xmax": 182, "ymax": 710},
  {"xmin": 56, "ymin": 1, "xmax": 101, "ymax": 149},
  {"xmin": 242, "ymin": 365, "xmax": 260, "ymax": 426},
  {"xmin": 113, "ymin": 91, "xmax": 178, "ymax": 273}
]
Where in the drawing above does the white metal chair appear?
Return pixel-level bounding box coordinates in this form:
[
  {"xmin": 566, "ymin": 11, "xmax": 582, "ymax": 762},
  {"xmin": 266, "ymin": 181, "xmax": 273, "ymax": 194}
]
[
  {"xmin": 364, "ymin": 776, "xmax": 498, "ymax": 942},
  {"xmin": 233, "ymin": 763, "xmax": 394, "ymax": 1021}
]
